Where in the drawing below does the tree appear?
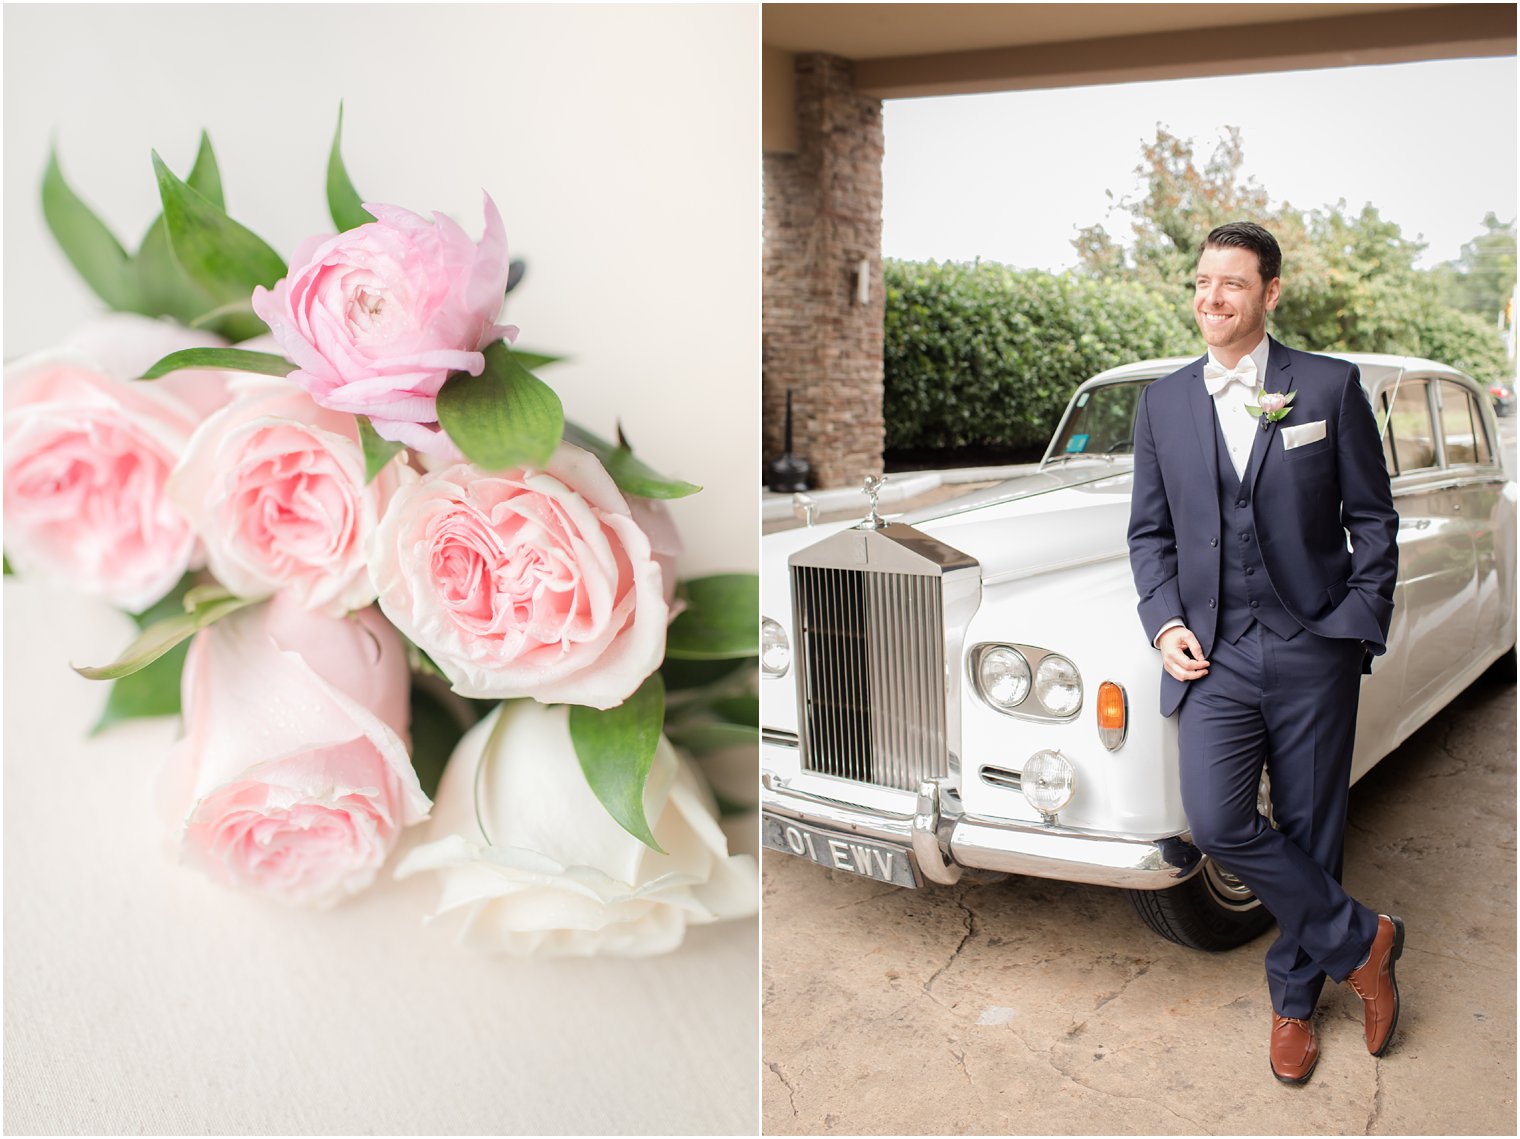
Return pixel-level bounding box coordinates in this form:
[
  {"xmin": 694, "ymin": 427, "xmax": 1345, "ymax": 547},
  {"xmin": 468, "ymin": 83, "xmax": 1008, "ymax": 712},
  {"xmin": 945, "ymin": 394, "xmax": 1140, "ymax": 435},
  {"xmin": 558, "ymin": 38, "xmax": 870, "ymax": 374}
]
[
  {"xmin": 1433, "ymin": 213, "xmax": 1516, "ymax": 322},
  {"xmin": 1075, "ymin": 127, "xmax": 1511, "ymax": 382}
]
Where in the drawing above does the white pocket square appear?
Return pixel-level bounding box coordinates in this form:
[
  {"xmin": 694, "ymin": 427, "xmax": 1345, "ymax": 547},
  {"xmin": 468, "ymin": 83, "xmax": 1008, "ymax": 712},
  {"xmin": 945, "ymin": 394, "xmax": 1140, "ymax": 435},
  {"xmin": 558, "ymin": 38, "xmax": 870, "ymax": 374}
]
[{"xmin": 1282, "ymin": 420, "xmax": 1327, "ymax": 449}]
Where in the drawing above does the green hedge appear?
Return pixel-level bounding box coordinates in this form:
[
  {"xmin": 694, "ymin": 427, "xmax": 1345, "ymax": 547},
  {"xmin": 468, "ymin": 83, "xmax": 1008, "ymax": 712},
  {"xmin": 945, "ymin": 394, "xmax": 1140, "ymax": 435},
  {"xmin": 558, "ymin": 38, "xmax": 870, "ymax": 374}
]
[{"xmin": 883, "ymin": 261, "xmax": 1198, "ymax": 452}]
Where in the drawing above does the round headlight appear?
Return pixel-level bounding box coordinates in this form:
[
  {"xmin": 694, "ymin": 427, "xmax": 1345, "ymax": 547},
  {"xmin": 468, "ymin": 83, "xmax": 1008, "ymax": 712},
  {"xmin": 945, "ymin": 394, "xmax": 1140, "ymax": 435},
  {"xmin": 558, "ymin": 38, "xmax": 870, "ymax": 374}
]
[
  {"xmin": 977, "ymin": 646, "xmax": 1031, "ymax": 709},
  {"xmin": 1022, "ymin": 749, "xmax": 1076, "ymax": 815},
  {"xmin": 1034, "ymin": 653, "xmax": 1082, "ymax": 717},
  {"xmin": 761, "ymin": 617, "xmax": 790, "ymax": 677}
]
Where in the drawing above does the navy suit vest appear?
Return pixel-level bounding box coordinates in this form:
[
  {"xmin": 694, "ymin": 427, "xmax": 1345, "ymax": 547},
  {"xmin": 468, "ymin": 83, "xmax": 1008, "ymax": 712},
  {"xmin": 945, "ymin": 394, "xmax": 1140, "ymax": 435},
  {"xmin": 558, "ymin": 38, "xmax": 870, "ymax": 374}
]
[{"xmin": 1215, "ymin": 416, "xmax": 1304, "ymax": 644}]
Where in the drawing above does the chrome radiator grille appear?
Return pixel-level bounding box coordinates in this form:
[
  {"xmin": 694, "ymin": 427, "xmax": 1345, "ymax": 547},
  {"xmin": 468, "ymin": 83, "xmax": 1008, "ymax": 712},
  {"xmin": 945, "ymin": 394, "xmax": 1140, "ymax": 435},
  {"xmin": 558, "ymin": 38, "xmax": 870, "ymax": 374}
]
[{"xmin": 791, "ymin": 564, "xmax": 948, "ymax": 791}]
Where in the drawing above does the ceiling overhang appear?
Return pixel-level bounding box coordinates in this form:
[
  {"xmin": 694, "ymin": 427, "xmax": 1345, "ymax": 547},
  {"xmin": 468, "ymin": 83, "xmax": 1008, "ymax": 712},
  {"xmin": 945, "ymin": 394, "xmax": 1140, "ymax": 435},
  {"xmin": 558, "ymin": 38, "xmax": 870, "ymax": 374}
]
[{"xmin": 763, "ymin": 3, "xmax": 1516, "ymax": 151}]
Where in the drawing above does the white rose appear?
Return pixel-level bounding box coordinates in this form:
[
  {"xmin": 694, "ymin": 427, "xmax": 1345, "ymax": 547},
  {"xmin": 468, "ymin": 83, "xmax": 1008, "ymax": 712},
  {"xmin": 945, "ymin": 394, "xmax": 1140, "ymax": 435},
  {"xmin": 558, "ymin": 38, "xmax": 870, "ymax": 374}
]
[{"xmin": 395, "ymin": 700, "xmax": 757, "ymax": 957}]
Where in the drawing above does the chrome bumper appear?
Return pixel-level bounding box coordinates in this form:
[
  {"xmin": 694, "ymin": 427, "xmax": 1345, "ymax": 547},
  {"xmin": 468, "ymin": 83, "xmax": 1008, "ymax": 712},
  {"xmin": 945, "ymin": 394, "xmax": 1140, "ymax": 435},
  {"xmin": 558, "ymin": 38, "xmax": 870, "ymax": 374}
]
[{"xmin": 761, "ymin": 771, "xmax": 1203, "ymax": 891}]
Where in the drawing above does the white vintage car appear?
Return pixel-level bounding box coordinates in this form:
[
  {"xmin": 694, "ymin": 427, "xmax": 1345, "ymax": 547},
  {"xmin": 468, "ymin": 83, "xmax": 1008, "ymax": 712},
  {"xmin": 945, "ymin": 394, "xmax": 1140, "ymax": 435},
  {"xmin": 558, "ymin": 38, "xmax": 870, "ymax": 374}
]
[{"xmin": 759, "ymin": 354, "xmax": 1516, "ymax": 949}]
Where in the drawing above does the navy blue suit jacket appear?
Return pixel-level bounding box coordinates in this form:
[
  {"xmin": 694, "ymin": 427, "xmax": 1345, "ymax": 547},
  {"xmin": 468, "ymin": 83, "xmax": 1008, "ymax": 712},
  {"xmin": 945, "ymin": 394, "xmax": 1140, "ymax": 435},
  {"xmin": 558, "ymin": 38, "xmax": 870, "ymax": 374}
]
[{"xmin": 1126, "ymin": 338, "xmax": 1399, "ymax": 716}]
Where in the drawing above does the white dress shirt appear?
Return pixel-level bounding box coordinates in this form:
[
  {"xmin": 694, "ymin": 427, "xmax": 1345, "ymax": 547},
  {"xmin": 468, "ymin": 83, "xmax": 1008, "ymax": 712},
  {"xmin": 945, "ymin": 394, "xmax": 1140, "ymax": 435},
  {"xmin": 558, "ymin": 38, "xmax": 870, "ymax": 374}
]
[{"xmin": 1208, "ymin": 334, "xmax": 1272, "ymax": 480}]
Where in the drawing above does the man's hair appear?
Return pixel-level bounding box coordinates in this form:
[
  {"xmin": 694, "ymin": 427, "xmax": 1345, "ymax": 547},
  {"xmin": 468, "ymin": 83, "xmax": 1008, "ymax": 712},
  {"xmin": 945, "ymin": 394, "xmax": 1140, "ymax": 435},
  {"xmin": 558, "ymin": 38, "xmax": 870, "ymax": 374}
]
[{"xmin": 1200, "ymin": 222, "xmax": 1282, "ymax": 283}]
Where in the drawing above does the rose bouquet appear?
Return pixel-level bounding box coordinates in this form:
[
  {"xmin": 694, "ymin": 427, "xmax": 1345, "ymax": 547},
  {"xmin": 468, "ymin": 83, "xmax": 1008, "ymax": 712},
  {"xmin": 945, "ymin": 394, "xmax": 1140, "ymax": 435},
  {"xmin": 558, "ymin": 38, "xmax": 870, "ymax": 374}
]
[{"xmin": 6, "ymin": 111, "xmax": 758, "ymax": 956}]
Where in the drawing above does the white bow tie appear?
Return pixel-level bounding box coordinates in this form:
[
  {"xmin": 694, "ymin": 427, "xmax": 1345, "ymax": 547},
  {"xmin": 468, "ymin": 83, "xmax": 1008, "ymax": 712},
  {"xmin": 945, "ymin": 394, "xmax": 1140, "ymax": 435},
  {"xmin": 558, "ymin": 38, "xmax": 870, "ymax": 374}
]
[{"xmin": 1203, "ymin": 357, "xmax": 1257, "ymax": 396}]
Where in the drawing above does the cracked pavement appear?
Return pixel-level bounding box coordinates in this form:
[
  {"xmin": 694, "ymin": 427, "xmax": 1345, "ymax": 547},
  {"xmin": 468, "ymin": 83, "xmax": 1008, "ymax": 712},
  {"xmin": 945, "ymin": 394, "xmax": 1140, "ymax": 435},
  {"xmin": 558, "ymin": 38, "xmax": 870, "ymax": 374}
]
[{"xmin": 761, "ymin": 662, "xmax": 1515, "ymax": 1135}]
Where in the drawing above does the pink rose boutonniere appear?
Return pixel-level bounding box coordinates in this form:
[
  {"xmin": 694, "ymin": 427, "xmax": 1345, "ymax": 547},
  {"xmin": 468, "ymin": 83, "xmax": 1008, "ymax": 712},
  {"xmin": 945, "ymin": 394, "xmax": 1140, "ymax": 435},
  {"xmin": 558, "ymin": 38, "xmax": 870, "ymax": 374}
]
[
  {"xmin": 1246, "ymin": 387, "xmax": 1295, "ymax": 428},
  {"xmin": 251, "ymin": 195, "xmax": 515, "ymax": 457}
]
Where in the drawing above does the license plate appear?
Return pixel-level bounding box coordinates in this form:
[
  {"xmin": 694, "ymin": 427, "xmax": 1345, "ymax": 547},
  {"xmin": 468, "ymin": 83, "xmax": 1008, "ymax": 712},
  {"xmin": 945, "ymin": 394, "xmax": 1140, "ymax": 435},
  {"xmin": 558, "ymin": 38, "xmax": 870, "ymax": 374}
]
[{"xmin": 762, "ymin": 814, "xmax": 920, "ymax": 888}]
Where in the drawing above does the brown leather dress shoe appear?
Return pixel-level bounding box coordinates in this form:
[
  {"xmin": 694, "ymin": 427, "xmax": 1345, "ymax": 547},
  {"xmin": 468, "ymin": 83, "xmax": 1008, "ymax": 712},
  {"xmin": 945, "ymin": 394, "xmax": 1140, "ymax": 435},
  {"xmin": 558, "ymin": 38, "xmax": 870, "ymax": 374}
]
[
  {"xmin": 1270, "ymin": 1014, "xmax": 1319, "ymax": 1084},
  {"xmin": 1345, "ymin": 914, "xmax": 1405, "ymax": 1056}
]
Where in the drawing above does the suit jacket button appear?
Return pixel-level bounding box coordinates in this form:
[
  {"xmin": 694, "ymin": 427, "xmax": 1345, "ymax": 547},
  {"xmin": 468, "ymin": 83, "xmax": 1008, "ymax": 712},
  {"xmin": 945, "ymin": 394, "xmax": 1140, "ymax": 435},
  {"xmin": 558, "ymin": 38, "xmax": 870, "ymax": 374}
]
[
  {"xmin": 1209, "ymin": 537, "xmax": 1219, "ymax": 547},
  {"xmin": 1208, "ymin": 598, "xmax": 1217, "ymax": 609}
]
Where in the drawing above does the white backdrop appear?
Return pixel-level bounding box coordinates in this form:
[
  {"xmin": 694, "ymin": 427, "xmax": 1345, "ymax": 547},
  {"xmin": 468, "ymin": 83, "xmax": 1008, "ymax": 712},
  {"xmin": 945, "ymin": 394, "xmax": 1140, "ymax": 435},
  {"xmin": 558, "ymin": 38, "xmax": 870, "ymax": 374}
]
[{"xmin": 3, "ymin": 5, "xmax": 760, "ymax": 1135}]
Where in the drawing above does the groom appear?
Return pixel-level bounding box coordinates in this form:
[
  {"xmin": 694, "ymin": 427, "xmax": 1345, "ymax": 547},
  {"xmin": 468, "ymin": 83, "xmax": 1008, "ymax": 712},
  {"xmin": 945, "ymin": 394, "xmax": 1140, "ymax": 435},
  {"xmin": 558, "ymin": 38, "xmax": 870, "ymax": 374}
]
[{"xmin": 1126, "ymin": 222, "xmax": 1403, "ymax": 1084}]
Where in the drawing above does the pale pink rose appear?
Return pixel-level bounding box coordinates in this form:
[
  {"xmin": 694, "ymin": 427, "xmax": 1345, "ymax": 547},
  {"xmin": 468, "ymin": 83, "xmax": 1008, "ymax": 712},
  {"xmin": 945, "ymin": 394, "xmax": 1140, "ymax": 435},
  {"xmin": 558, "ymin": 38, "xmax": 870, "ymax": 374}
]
[
  {"xmin": 163, "ymin": 594, "xmax": 430, "ymax": 907},
  {"xmin": 250, "ymin": 195, "xmax": 514, "ymax": 458},
  {"xmin": 627, "ymin": 495, "xmax": 684, "ymax": 613},
  {"xmin": 169, "ymin": 378, "xmax": 416, "ymax": 615},
  {"xmin": 368, "ymin": 444, "xmax": 669, "ymax": 707},
  {"xmin": 3, "ymin": 317, "xmax": 231, "ymax": 611},
  {"xmin": 1258, "ymin": 392, "xmax": 1288, "ymax": 416}
]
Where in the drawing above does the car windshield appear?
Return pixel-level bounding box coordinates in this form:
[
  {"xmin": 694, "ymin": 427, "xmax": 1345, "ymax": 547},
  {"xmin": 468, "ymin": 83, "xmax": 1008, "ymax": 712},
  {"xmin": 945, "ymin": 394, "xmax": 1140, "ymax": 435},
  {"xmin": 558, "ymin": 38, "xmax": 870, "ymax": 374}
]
[{"xmin": 1047, "ymin": 379, "xmax": 1154, "ymax": 462}]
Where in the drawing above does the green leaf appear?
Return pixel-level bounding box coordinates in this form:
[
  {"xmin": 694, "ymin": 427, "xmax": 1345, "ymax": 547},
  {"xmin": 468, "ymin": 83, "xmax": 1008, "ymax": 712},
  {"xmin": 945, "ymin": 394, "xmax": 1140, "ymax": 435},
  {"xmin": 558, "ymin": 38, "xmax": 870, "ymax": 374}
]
[
  {"xmin": 135, "ymin": 216, "xmax": 217, "ymax": 322},
  {"xmin": 72, "ymin": 592, "xmax": 256, "ymax": 681},
  {"xmin": 2, "ymin": 553, "xmax": 12, "ymax": 576},
  {"xmin": 327, "ymin": 102, "xmax": 375, "ymax": 233},
  {"xmin": 660, "ymin": 654, "xmax": 746, "ymax": 692},
  {"xmin": 711, "ymin": 694, "xmax": 758, "ymax": 726},
  {"xmin": 42, "ymin": 147, "xmax": 141, "ymax": 311},
  {"xmin": 407, "ymin": 682, "xmax": 466, "ymax": 801},
  {"xmin": 357, "ymin": 417, "xmax": 406, "ymax": 483},
  {"xmin": 436, "ymin": 341, "xmax": 564, "ymax": 471},
  {"xmin": 184, "ymin": 130, "xmax": 225, "ymax": 209},
  {"xmin": 665, "ymin": 719, "xmax": 756, "ymax": 755},
  {"xmin": 569, "ymin": 673, "xmax": 667, "ymax": 852},
  {"xmin": 139, "ymin": 346, "xmax": 293, "ymax": 381},
  {"xmin": 91, "ymin": 639, "xmax": 189, "ymax": 735},
  {"xmin": 507, "ymin": 349, "xmax": 564, "ymax": 371},
  {"xmin": 152, "ymin": 150, "xmax": 286, "ymax": 307},
  {"xmin": 131, "ymin": 138, "xmax": 265, "ymax": 339},
  {"xmin": 562, "ymin": 420, "xmax": 701, "ymax": 500},
  {"xmin": 665, "ymin": 574, "xmax": 759, "ymax": 660}
]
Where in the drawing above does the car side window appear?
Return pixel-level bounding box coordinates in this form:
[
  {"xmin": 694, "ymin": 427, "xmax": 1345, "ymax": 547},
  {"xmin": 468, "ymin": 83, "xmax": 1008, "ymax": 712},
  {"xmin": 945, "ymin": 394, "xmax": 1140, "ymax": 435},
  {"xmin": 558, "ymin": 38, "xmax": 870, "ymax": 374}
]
[
  {"xmin": 1436, "ymin": 380, "xmax": 1492, "ymax": 467},
  {"xmin": 1387, "ymin": 380, "xmax": 1436, "ymax": 472}
]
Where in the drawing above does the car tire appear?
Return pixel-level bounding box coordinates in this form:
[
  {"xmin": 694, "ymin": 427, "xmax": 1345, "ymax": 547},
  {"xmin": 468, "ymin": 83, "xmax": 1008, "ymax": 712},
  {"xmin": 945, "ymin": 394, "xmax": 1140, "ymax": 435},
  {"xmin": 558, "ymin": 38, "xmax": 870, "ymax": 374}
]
[{"xmin": 1126, "ymin": 858, "xmax": 1275, "ymax": 951}]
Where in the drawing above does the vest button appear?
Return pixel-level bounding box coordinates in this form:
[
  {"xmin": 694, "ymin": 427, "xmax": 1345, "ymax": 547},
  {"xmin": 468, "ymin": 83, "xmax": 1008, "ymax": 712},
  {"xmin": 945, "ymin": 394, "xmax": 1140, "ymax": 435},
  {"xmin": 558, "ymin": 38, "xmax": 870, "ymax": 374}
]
[
  {"xmin": 1208, "ymin": 598, "xmax": 1217, "ymax": 608},
  {"xmin": 1209, "ymin": 537, "xmax": 1219, "ymax": 547},
  {"xmin": 1246, "ymin": 567, "xmax": 1254, "ymax": 576},
  {"xmin": 1236, "ymin": 500, "xmax": 1247, "ymax": 508},
  {"xmin": 1249, "ymin": 600, "xmax": 1259, "ymax": 608}
]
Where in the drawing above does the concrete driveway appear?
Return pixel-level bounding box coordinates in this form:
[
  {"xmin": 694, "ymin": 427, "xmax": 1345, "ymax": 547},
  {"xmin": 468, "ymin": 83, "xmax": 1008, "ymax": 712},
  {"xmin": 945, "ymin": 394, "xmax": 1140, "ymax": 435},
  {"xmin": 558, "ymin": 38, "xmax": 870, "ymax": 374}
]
[{"xmin": 761, "ymin": 659, "xmax": 1515, "ymax": 1135}]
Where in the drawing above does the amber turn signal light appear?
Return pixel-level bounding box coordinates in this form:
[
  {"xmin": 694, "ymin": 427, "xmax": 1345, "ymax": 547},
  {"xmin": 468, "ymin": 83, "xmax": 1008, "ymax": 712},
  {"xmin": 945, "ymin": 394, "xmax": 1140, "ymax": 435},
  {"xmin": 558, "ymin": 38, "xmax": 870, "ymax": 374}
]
[{"xmin": 1097, "ymin": 680, "xmax": 1127, "ymax": 751}]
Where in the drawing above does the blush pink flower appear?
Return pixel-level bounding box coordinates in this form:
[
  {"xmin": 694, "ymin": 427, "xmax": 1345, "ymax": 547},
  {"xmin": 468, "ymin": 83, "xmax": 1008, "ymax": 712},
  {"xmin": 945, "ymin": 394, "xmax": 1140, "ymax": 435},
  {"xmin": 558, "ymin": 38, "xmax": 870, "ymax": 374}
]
[
  {"xmin": 1258, "ymin": 392, "xmax": 1288, "ymax": 416},
  {"xmin": 169, "ymin": 378, "xmax": 415, "ymax": 616},
  {"xmin": 368, "ymin": 445, "xmax": 669, "ymax": 708},
  {"xmin": 250, "ymin": 195, "xmax": 514, "ymax": 458},
  {"xmin": 3, "ymin": 316, "xmax": 230, "ymax": 612},
  {"xmin": 162, "ymin": 594, "xmax": 430, "ymax": 908}
]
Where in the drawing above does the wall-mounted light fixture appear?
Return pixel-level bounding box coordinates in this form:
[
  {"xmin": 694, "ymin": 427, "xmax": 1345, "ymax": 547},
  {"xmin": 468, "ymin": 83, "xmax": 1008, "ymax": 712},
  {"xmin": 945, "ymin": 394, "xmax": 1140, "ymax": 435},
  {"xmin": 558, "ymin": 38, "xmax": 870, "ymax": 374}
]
[{"xmin": 853, "ymin": 258, "xmax": 870, "ymax": 305}]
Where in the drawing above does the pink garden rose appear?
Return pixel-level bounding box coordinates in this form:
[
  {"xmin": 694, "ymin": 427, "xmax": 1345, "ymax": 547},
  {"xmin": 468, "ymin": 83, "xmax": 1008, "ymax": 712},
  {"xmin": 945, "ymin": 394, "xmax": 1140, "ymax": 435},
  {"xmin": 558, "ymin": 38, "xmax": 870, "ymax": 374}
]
[
  {"xmin": 1257, "ymin": 391, "xmax": 1288, "ymax": 416},
  {"xmin": 368, "ymin": 444, "xmax": 669, "ymax": 707},
  {"xmin": 169, "ymin": 378, "xmax": 415, "ymax": 616},
  {"xmin": 250, "ymin": 195, "xmax": 514, "ymax": 457},
  {"xmin": 3, "ymin": 316, "xmax": 229, "ymax": 611},
  {"xmin": 162, "ymin": 594, "xmax": 430, "ymax": 907}
]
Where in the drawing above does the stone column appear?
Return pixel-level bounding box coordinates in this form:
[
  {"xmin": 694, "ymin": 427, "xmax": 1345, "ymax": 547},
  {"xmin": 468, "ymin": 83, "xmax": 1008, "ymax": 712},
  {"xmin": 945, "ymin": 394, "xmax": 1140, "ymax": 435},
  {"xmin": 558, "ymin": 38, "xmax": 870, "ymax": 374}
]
[{"xmin": 762, "ymin": 54, "xmax": 885, "ymax": 491}]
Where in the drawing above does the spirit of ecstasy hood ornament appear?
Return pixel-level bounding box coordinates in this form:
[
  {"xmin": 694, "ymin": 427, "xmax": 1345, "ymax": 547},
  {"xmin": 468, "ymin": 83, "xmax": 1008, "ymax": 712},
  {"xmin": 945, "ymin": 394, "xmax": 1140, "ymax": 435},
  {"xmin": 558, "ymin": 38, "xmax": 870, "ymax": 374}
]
[{"xmin": 858, "ymin": 474, "xmax": 888, "ymax": 530}]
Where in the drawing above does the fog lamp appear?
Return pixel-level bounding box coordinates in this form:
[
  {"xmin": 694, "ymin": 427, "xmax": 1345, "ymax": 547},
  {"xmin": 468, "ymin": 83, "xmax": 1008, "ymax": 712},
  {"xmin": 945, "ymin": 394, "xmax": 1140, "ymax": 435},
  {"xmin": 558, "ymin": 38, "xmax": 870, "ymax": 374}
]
[
  {"xmin": 761, "ymin": 617, "xmax": 790, "ymax": 677},
  {"xmin": 976, "ymin": 646, "xmax": 1031, "ymax": 709},
  {"xmin": 1034, "ymin": 654, "xmax": 1082, "ymax": 717},
  {"xmin": 1022, "ymin": 749, "xmax": 1075, "ymax": 816}
]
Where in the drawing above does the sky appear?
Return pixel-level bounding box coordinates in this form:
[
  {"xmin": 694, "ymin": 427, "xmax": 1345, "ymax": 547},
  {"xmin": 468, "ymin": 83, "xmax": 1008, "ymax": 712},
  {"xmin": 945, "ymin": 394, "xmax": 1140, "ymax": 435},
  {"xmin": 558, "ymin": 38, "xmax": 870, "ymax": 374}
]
[{"xmin": 882, "ymin": 56, "xmax": 1516, "ymax": 273}]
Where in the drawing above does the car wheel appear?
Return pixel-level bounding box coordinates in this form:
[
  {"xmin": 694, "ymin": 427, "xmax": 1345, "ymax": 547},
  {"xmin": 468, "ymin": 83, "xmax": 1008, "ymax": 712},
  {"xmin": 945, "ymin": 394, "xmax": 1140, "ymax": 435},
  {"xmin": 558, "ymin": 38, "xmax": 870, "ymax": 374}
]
[{"xmin": 1125, "ymin": 858, "xmax": 1275, "ymax": 950}]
